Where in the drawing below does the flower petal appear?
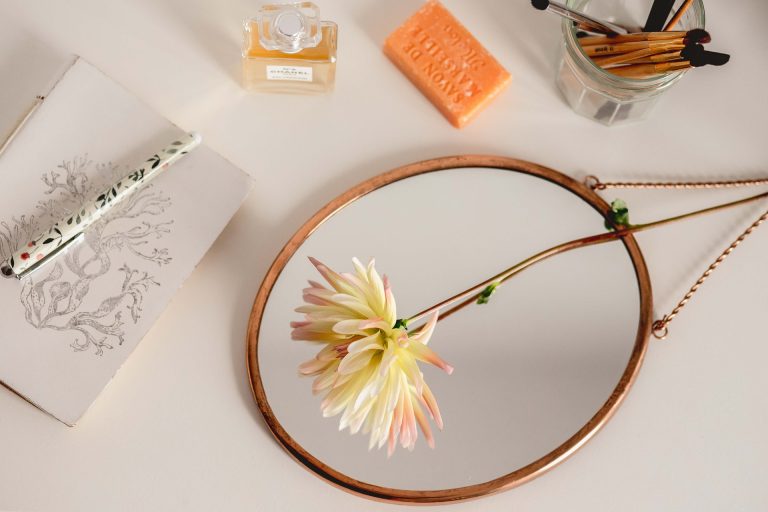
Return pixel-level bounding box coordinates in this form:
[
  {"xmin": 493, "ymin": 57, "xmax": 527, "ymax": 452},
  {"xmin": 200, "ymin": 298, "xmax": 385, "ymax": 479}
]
[
  {"xmin": 383, "ymin": 275, "xmax": 397, "ymax": 324},
  {"xmin": 347, "ymin": 333, "xmax": 384, "ymax": 354},
  {"xmin": 358, "ymin": 318, "xmax": 391, "ymax": 331},
  {"xmin": 421, "ymin": 383, "xmax": 444, "ymax": 430},
  {"xmin": 408, "ymin": 340, "xmax": 454, "ymax": 374},
  {"xmin": 312, "ymin": 362, "xmax": 340, "ymax": 394},
  {"xmin": 410, "ymin": 312, "xmax": 439, "ymax": 345},
  {"xmin": 291, "ymin": 328, "xmax": 347, "ymax": 342},
  {"xmin": 309, "ymin": 257, "xmax": 356, "ymax": 295},
  {"xmin": 299, "ymin": 357, "xmax": 330, "ymax": 376},
  {"xmin": 337, "ymin": 349, "xmax": 375, "ymax": 375},
  {"xmin": 379, "ymin": 344, "xmax": 397, "ymax": 376},
  {"xmin": 332, "ymin": 319, "xmax": 367, "ymax": 335},
  {"xmin": 413, "ymin": 400, "xmax": 434, "ymax": 449}
]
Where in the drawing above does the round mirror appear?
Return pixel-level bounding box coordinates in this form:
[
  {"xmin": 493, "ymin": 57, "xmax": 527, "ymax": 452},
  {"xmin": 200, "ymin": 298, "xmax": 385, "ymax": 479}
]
[{"xmin": 247, "ymin": 157, "xmax": 652, "ymax": 503}]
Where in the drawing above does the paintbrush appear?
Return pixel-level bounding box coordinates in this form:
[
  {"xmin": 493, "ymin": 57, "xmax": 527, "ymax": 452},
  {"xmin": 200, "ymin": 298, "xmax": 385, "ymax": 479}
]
[
  {"xmin": 607, "ymin": 48, "xmax": 730, "ymax": 78},
  {"xmin": 591, "ymin": 43, "xmax": 685, "ymax": 67},
  {"xmin": 621, "ymin": 50, "xmax": 689, "ymax": 65},
  {"xmin": 582, "ymin": 39, "xmax": 689, "ymax": 57},
  {"xmin": 531, "ymin": 0, "xmax": 631, "ymax": 35},
  {"xmin": 578, "ymin": 28, "xmax": 709, "ymax": 46},
  {"xmin": 664, "ymin": 0, "xmax": 694, "ymax": 31},
  {"xmin": 611, "ymin": 44, "xmax": 728, "ymax": 66},
  {"xmin": 609, "ymin": 60, "xmax": 692, "ymax": 78},
  {"xmin": 644, "ymin": 0, "xmax": 676, "ymax": 31}
]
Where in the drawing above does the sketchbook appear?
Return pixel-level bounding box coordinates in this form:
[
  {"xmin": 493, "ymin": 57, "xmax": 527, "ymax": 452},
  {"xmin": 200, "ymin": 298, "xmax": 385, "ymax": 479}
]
[{"xmin": 0, "ymin": 56, "xmax": 252, "ymax": 425}]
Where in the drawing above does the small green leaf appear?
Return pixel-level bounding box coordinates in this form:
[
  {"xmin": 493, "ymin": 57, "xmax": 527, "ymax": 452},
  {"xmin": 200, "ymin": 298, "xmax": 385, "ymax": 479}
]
[
  {"xmin": 605, "ymin": 199, "xmax": 631, "ymax": 231},
  {"xmin": 393, "ymin": 319, "xmax": 408, "ymax": 330},
  {"xmin": 477, "ymin": 282, "xmax": 500, "ymax": 305}
]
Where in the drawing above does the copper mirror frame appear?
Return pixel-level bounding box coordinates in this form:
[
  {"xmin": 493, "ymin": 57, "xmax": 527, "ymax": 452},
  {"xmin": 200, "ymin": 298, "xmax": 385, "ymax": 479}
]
[{"xmin": 246, "ymin": 156, "xmax": 653, "ymax": 504}]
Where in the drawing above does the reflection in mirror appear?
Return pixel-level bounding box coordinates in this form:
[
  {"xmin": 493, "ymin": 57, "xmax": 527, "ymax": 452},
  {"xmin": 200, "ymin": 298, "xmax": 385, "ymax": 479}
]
[{"xmin": 254, "ymin": 165, "xmax": 646, "ymax": 496}]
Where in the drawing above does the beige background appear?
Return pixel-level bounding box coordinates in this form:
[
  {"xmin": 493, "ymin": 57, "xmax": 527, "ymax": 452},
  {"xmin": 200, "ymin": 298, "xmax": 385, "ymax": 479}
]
[{"xmin": 0, "ymin": 0, "xmax": 767, "ymax": 510}]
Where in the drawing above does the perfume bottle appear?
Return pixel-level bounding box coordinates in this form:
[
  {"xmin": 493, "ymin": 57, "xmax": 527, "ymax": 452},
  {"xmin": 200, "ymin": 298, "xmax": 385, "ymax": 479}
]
[{"xmin": 242, "ymin": 2, "xmax": 337, "ymax": 94}]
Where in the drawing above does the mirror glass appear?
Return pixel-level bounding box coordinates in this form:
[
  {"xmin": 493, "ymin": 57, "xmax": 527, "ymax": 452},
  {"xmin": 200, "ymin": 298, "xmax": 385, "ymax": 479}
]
[{"xmin": 256, "ymin": 166, "xmax": 642, "ymax": 492}]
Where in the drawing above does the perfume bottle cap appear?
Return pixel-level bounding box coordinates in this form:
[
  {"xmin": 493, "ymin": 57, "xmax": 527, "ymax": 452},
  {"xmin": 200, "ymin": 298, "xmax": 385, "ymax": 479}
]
[
  {"xmin": 276, "ymin": 12, "xmax": 303, "ymax": 37},
  {"xmin": 257, "ymin": 2, "xmax": 323, "ymax": 54}
]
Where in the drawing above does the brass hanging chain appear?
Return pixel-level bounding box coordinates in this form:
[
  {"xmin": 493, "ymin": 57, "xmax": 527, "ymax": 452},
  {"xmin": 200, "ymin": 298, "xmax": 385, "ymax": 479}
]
[
  {"xmin": 585, "ymin": 176, "xmax": 768, "ymax": 190},
  {"xmin": 650, "ymin": 209, "xmax": 768, "ymax": 339},
  {"xmin": 585, "ymin": 174, "xmax": 768, "ymax": 340}
]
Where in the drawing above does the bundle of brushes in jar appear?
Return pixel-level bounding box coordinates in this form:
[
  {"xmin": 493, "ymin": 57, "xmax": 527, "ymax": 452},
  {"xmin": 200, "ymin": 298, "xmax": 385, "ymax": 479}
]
[
  {"xmin": 579, "ymin": 29, "xmax": 729, "ymax": 78},
  {"xmin": 532, "ymin": 0, "xmax": 730, "ymax": 79}
]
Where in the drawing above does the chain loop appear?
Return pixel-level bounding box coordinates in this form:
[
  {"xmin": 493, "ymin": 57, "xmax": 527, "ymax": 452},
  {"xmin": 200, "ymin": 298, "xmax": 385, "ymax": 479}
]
[
  {"xmin": 652, "ymin": 318, "xmax": 669, "ymax": 340},
  {"xmin": 587, "ymin": 174, "xmax": 768, "ymax": 340},
  {"xmin": 584, "ymin": 175, "xmax": 605, "ymax": 190}
]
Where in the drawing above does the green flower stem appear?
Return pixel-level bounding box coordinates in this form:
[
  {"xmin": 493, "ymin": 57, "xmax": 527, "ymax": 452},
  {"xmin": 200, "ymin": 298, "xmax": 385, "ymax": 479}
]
[{"xmin": 405, "ymin": 190, "xmax": 768, "ymax": 327}]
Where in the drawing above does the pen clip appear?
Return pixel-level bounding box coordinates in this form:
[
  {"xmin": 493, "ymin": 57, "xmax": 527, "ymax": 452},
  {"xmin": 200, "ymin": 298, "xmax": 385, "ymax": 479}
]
[{"xmin": 1, "ymin": 232, "xmax": 84, "ymax": 280}]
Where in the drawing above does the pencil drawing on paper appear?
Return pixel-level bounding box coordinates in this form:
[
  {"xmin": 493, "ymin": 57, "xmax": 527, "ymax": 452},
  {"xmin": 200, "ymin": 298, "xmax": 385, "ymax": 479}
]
[{"xmin": 0, "ymin": 156, "xmax": 173, "ymax": 355}]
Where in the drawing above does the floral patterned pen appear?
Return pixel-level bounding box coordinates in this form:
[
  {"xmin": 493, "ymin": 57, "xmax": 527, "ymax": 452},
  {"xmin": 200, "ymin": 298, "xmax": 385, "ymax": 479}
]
[{"xmin": 0, "ymin": 132, "xmax": 202, "ymax": 280}]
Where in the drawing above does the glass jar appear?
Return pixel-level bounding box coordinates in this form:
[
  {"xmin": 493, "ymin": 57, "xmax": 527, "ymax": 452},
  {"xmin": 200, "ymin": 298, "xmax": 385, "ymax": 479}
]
[{"xmin": 556, "ymin": 0, "xmax": 705, "ymax": 126}]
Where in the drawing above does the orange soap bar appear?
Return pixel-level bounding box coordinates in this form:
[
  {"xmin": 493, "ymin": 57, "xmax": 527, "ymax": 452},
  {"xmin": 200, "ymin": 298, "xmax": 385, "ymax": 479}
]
[{"xmin": 384, "ymin": 0, "xmax": 511, "ymax": 128}]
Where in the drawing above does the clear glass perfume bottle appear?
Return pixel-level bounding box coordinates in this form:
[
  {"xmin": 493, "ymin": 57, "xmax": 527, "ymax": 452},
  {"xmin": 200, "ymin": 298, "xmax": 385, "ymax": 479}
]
[{"xmin": 242, "ymin": 2, "xmax": 337, "ymax": 94}]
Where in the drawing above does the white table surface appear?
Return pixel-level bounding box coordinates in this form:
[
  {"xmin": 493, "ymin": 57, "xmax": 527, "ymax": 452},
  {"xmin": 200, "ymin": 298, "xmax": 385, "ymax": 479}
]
[{"xmin": 1, "ymin": 0, "xmax": 767, "ymax": 510}]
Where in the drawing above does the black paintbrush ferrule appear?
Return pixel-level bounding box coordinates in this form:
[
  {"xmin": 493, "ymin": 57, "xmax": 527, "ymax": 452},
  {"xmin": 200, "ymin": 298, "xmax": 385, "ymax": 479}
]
[
  {"xmin": 680, "ymin": 43, "xmax": 702, "ymax": 62},
  {"xmin": 680, "ymin": 43, "xmax": 731, "ymax": 67}
]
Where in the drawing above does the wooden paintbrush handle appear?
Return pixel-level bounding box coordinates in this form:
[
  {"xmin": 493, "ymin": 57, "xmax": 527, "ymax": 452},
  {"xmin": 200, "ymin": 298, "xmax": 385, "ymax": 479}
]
[
  {"xmin": 620, "ymin": 50, "xmax": 684, "ymax": 65},
  {"xmin": 664, "ymin": 0, "xmax": 694, "ymax": 31},
  {"xmin": 592, "ymin": 43, "xmax": 684, "ymax": 67},
  {"xmin": 583, "ymin": 38, "xmax": 683, "ymax": 56},
  {"xmin": 608, "ymin": 60, "xmax": 691, "ymax": 78},
  {"xmin": 579, "ymin": 31, "xmax": 686, "ymax": 45}
]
